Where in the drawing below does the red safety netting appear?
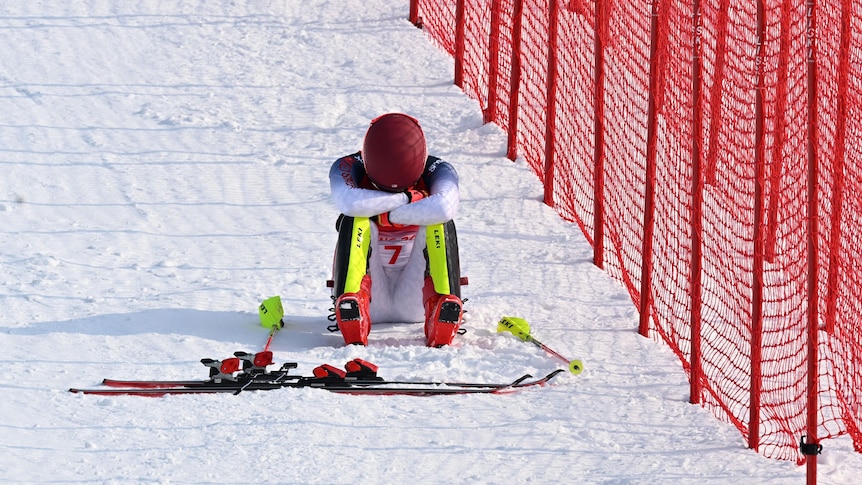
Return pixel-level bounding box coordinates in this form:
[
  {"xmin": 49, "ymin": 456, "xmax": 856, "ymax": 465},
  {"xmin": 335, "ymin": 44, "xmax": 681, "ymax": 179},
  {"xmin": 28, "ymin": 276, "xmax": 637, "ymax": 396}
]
[{"xmin": 412, "ymin": 0, "xmax": 862, "ymax": 465}]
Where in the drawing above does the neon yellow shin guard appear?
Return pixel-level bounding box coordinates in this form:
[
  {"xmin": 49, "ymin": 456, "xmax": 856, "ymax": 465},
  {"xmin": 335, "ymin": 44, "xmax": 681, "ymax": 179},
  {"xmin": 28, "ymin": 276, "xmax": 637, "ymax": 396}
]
[
  {"xmin": 425, "ymin": 223, "xmax": 452, "ymax": 295},
  {"xmin": 425, "ymin": 220, "xmax": 463, "ymax": 298},
  {"xmin": 342, "ymin": 216, "xmax": 371, "ymax": 294}
]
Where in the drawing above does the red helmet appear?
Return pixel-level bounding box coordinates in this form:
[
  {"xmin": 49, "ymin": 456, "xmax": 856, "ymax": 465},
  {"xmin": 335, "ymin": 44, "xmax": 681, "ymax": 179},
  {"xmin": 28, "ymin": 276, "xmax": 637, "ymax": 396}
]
[{"xmin": 362, "ymin": 113, "xmax": 427, "ymax": 192}]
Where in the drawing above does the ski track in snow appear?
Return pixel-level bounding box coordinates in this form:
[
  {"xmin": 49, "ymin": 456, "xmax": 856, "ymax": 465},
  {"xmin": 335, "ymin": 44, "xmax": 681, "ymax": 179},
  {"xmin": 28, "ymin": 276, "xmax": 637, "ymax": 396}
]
[{"xmin": 0, "ymin": 2, "xmax": 858, "ymax": 484}]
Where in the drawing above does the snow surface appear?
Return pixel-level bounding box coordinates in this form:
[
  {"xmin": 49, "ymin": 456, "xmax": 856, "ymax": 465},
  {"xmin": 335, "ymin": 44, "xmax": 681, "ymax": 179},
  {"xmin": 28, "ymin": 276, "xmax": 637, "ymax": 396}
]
[{"xmin": 1, "ymin": 1, "xmax": 859, "ymax": 484}]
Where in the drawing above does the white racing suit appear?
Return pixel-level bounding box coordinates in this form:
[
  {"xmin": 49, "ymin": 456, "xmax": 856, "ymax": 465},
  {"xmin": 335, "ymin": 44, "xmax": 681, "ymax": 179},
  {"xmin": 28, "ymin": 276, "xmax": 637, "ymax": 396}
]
[{"xmin": 329, "ymin": 152, "xmax": 463, "ymax": 346}]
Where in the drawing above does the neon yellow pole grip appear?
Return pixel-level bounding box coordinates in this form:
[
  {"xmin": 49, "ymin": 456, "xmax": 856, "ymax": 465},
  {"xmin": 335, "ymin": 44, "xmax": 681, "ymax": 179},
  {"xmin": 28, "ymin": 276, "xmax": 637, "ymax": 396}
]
[
  {"xmin": 259, "ymin": 296, "xmax": 284, "ymax": 329},
  {"xmin": 497, "ymin": 316, "xmax": 531, "ymax": 341}
]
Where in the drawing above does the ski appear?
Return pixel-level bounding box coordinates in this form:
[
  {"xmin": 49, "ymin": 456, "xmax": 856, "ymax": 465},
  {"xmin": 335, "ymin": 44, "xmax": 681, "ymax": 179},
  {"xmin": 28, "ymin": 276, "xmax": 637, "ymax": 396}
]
[
  {"xmin": 69, "ymin": 370, "xmax": 563, "ymax": 397},
  {"xmin": 101, "ymin": 373, "xmax": 527, "ymax": 390},
  {"xmin": 99, "ymin": 365, "xmax": 301, "ymax": 389}
]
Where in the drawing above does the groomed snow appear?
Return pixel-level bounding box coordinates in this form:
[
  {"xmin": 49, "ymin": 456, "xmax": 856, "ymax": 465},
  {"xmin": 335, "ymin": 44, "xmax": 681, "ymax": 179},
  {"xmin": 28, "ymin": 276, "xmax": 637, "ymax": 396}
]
[{"xmin": 1, "ymin": 2, "xmax": 858, "ymax": 484}]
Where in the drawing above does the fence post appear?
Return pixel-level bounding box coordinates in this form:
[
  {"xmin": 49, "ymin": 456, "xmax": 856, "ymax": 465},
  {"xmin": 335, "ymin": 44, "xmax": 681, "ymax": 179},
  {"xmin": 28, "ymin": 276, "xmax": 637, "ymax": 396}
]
[
  {"xmin": 484, "ymin": 0, "xmax": 502, "ymax": 123},
  {"xmin": 748, "ymin": 0, "xmax": 767, "ymax": 451},
  {"xmin": 638, "ymin": 0, "xmax": 663, "ymax": 337},
  {"xmin": 593, "ymin": 0, "xmax": 606, "ymax": 269},
  {"xmin": 454, "ymin": 0, "xmax": 466, "ymax": 88},
  {"xmin": 689, "ymin": 0, "xmax": 704, "ymax": 405},
  {"xmin": 543, "ymin": 0, "xmax": 560, "ymax": 207},
  {"xmin": 506, "ymin": 0, "xmax": 524, "ymax": 161},
  {"xmin": 804, "ymin": 1, "xmax": 821, "ymax": 483},
  {"xmin": 409, "ymin": 0, "xmax": 421, "ymax": 27}
]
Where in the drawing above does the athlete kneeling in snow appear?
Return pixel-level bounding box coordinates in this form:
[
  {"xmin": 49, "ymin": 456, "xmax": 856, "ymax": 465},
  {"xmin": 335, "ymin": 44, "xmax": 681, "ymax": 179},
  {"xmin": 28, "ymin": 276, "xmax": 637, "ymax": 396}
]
[{"xmin": 329, "ymin": 113, "xmax": 463, "ymax": 347}]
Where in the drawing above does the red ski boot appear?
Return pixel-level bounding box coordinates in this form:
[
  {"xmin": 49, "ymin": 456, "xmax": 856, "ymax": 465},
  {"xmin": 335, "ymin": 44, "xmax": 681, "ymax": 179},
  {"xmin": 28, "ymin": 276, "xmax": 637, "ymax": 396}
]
[{"xmin": 336, "ymin": 275, "xmax": 372, "ymax": 345}]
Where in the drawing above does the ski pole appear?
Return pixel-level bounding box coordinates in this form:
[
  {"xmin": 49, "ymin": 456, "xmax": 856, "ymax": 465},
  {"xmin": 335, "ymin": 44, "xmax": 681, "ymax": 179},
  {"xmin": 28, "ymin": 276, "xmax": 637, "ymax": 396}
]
[
  {"xmin": 262, "ymin": 321, "xmax": 281, "ymax": 353},
  {"xmin": 497, "ymin": 316, "xmax": 584, "ymax": 375}
]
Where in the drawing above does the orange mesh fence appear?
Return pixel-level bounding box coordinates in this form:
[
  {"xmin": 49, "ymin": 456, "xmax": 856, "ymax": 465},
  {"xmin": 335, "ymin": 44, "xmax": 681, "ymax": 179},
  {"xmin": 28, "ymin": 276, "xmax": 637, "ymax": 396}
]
[{"xmin": 411, "ymin": 0, "xmax": 862, "ymax": 466}]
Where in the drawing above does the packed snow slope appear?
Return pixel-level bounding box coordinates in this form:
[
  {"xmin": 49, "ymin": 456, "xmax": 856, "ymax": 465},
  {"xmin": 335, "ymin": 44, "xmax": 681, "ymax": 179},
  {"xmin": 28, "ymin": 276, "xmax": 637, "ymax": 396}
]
[{"xmin": 1, "ymin": 1, "xmax": 859, "ymax": 484}]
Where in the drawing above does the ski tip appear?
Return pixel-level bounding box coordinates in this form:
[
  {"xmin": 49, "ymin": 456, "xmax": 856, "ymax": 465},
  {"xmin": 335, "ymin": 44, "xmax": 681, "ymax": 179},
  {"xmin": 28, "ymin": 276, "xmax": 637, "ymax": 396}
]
[{"xmin": 568, "ymin": 359, "xmax": 584, "ymax": 375}]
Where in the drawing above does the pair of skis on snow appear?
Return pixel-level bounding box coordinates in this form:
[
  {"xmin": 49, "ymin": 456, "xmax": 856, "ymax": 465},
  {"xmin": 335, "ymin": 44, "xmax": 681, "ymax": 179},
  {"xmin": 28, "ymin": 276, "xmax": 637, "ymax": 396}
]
[
  {"xmin": 68, "ymin": 297, "xmax": 582, "ymax": 397},
  {"xmin": 69, "ymin": 356, "xmax": 565, "ymax": 397}
]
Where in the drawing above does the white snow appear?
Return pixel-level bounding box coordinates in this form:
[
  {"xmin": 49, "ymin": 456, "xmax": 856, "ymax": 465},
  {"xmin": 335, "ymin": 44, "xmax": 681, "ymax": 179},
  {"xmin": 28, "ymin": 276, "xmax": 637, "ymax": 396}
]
[{"xmin": 1, "ymin": 1, "xmax": 859, "ymax": 484}]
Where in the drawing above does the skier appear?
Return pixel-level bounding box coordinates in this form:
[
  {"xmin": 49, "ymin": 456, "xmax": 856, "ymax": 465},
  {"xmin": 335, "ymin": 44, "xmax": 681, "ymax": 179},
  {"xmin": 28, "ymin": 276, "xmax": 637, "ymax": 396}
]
[{"xmin": 329, "ymin": 113, "xmax": 463, "ymax": 347}]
